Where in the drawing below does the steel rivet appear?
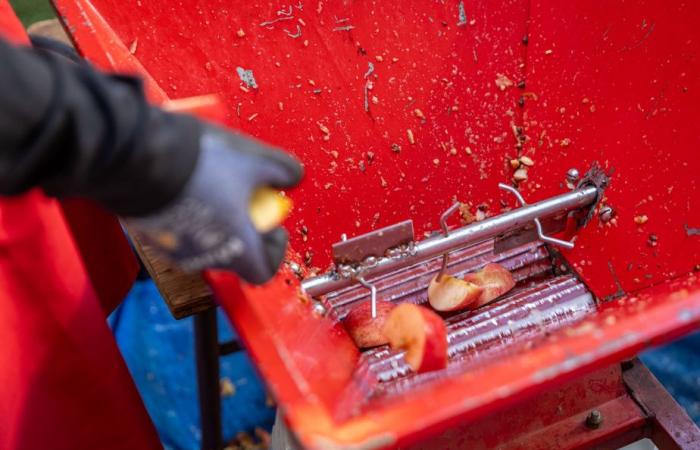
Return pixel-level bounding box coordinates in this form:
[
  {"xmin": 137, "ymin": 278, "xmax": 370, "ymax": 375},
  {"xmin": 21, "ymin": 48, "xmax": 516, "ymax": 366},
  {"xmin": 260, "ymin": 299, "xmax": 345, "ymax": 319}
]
[
  {"xmin": 585, "ymin": 410, "xmax": 603, "ymax": 429},
  {"xmin": 599, "ymin": 206, "xmax": 614, "ymax": 223},
  {"xmin": 567, "ymin": 168, "xmax": 580, "ymax": 184},
  {"xmin": 364, "ymin": 256, "xmax": 378, "ymax": 267},
  {"xmin": 311, "ymin": 302, "xmax": 327, "ymax": 316}
]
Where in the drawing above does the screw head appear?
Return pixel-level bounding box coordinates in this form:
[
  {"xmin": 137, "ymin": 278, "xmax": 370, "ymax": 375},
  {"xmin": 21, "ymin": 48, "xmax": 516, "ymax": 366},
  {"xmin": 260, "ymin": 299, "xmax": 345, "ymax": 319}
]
[
  {"xmin": 312, "ymin": 302, "xmax": 327, "ymax": 316},
  {"xmin": 567, "ymin": 168, "xmax": 580, "ymax": 184},
  {"xmin": 599, "ymin": 206, "xmax": 614, "ymax": 223},
  {"xmin": 585, "ymin": 410, "xmax": 603, "ymax": 429}
]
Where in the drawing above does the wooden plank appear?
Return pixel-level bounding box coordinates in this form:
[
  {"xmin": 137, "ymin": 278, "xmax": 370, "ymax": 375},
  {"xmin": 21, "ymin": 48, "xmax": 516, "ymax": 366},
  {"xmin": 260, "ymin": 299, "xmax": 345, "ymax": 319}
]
[{"xmin": 129, "ymin": 231, "xmax": 215, "ymax": 319}]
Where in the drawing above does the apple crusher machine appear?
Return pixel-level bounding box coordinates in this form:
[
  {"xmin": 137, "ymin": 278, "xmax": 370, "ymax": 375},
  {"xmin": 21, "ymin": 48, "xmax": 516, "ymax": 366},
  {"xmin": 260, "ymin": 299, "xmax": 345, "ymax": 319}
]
[{"xmin": 52, "ymin": 0, "xmax": 700, "ymax": 448}]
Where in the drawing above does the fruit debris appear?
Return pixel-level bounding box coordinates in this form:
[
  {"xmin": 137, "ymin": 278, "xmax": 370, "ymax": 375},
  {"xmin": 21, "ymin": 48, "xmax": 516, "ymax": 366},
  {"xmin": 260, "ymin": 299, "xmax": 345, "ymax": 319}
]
[
  {"xmin": 463, "ymin": 263, "xmax": 516, "ymax": 308},
  {"xmin": 220, "ymin": 377, "xmax": 236, "ymax": 396},
  {"xmin": 634, "ymin": 215, "xmax": 649, "ymax": 225},
  {"xmin": 495, "ymin": 73, "xmax": 514, "ymax": 91},
  {"xmin": 428, "ymin": 274, "xmax": 482, "ymax": 311},
  {"xmin": 519, "ymin": 155, "xmax": 534, "ymax": 166},
  {"xmin": 383, "ymin": 303, "xmax": 448, "ymax": 373},
  {"xmin": 249, "ymin": 187, "xmax": 292, "ymax": 232},
  {"xmin": 343, "ymin": 301, "xmax": 396, "ymax": 348},
  {"xmin": 513, "ymin": 168, "xmax": 528, "ymax": 181}
]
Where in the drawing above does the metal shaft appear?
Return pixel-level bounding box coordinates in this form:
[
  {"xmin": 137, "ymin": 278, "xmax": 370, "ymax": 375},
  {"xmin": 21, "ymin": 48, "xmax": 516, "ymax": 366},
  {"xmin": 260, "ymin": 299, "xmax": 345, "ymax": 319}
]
[
  {"xmin": 301, "ymin": 185, "xmax": 598, "ymax": 297},
  {"xmin": 194, "ymin": 308, "xmax": 223, "ymax": 450}
]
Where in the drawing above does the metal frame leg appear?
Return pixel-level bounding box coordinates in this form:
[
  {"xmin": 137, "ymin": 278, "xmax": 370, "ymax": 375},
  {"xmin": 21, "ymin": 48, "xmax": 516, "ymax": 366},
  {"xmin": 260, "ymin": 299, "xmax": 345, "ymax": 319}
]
[{"xmin": 194, "ymin": 308, "xmax": 222, "ymax": 450}]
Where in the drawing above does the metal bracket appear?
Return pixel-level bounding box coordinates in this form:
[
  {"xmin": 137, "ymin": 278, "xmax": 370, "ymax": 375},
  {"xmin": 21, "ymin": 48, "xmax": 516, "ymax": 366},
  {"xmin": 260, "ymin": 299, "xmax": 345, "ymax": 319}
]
[
  {"xmin": 331, "ymin": 220, "xmax": 415, "ymax": 319},
  {"xmin": 302, "ymin": 179, "xmax": 598, "ymax": 299},
  {"xmin": 332, "ymin": 220, "xmax": 414, "ymax": 265},
  {"xmin": 498, "ymin": 183, "xmax": 575, "ymax": 249},
  {"xmin": 357, "ymin": 277, "xmax": 377, "ymax": 318},
  {"xmin": 436, "ymin": 202, "xmax": 462, "ymax": 281},
  {"xmin": 576, "ymin": 162, "xmax": 611, "ymax": 227}
]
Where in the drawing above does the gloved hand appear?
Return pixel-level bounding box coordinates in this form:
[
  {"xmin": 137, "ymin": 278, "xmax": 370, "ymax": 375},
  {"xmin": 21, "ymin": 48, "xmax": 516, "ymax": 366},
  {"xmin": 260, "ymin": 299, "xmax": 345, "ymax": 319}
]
[{"xmin": 128, "ymin": 124, "xmax": 302, "ymax": 284}]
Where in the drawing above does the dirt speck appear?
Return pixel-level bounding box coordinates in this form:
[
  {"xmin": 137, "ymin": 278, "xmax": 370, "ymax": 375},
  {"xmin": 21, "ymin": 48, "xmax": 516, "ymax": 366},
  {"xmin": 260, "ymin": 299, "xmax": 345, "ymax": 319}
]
[
  {"xmin": 495, "ymin": 73, "xmax": 514, "ymax": 91},
  {"xmin": 220, "ymin": 377, "xmax": 236, "ymax": 397},
  {"xmin": 513, "ymin": 168, "xmax": 528, "ymax": 181},
  {"xmin": 634, "ymin": 215, "xmax": 649, "ymax": 225}
]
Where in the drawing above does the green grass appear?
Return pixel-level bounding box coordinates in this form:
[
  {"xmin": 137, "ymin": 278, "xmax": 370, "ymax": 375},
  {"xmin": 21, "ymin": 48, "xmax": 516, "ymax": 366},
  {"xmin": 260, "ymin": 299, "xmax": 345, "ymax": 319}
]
[{"xmin": 9, "ymin": 0, "xmax": 56, "ymax": 27}]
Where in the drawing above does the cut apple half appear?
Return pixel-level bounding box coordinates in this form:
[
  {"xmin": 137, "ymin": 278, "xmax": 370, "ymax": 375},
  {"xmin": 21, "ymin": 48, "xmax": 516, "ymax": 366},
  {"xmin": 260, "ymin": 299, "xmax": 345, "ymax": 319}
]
[
  {"xmin": 383, "ymin": 303, "xmax": 448, "ymax": 373},
  {"xmin": 463, "ymin": 263, "xmax": 516, "ymax": 308},
  {"xmin": 427, "ymin": 274, "xmax": 482, "ymax": 312},
  {"xmin": 343, "ymin": 300, "xmax": 396, "ymax": 348}
]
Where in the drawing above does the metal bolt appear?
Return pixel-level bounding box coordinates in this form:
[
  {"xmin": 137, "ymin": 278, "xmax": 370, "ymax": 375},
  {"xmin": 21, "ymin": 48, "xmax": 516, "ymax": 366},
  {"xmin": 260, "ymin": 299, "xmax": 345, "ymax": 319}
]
[
  {"xmin": 567, "ymin": 168, "xmax": 580, "ymax": 184},
  {"xmin": 311, "ymin": 302, "xmax": 327, "ymax": 316},
  {"xmin": 585, "ymin": 410, "xmax": 603, "ymax": 429},
  {"xmin": 599, "ymin": 206, "xmax": 614, "ymax": 223},
  {"xmin": 364, "ymin": 256, "xmax": 378, "ymax": 268}
]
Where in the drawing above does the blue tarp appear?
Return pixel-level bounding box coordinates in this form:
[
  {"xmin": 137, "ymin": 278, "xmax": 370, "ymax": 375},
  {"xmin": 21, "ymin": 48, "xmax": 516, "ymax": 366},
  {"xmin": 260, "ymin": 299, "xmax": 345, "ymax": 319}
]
[
  {"xmin": 110, "ymin": 280, "xmax": 699, "ymax": 450},
  {"xmin": 109, "ymin": 280, "xmax": 275, "ymax": 450},
  {"xmin": 640, "ymin": 331, "xmax": 700, "ymax": 424}
]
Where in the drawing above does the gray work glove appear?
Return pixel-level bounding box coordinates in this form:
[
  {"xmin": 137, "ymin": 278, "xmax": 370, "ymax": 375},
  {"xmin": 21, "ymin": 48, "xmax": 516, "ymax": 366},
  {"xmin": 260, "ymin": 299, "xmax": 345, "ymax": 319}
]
[{"xmin": 128, "ymin": 125, "xmax": 303, "ymax": 284}]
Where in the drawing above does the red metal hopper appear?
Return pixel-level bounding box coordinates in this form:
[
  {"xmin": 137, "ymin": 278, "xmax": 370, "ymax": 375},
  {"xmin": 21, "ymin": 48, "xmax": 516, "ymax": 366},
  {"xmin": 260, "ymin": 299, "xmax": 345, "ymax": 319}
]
[{"xmin": 52, "ymin": 0, "xmax": 700, "ymax": 447}]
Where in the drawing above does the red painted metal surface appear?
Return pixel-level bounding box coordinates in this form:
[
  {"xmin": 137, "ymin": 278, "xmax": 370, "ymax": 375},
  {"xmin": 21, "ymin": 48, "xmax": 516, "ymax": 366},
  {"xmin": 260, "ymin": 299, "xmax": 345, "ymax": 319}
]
[
  {"xmin": 624, "ymin": 359, "xmax": 700, "ymax": 449},
  {"xmin": 522, "ymin": 0, "xmax": 700, "ymax": 298},
  {"xmin": 51, "ymin": 0, "xmax": 700, "ymax": 448},
  {"xmin": 406, "ymin": 364, "xmax": 646, "ymax": 450},
  {"xmin": 53, "ymin": 0, "xmax": 530, "ymax": 270},
  {"xmin": 204, "ymin": 269, "xmax": 700, "ymax": 448}
]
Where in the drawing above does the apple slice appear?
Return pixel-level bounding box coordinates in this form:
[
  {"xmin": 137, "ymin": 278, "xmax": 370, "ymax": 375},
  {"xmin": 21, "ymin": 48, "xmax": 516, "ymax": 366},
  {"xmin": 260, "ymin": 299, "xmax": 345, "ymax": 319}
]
[
  {"xmin": 383, "ymin": 303, "xmax": 448, "ymax": 373},
  {"xmin": 249, "ymin": 187, "xmax": 292, "ymax": 232},
  {"xmin": 463, "ymin": 263, "xmax": 516, "ymax": 308},
  {"xmin": 427, "ymin": 274, "xmax": 482, "ymax": 312},
  {"xmin": 343, "ymin": 301, "xmax": 396, "ymax": 348}
]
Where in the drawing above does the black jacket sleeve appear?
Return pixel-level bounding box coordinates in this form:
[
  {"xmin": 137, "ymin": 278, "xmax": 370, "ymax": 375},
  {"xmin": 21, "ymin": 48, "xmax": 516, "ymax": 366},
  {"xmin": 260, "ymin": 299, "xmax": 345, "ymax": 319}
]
[{"xmin": 0, "ymin": 37, "xmax": 202, "ymax": 216}]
